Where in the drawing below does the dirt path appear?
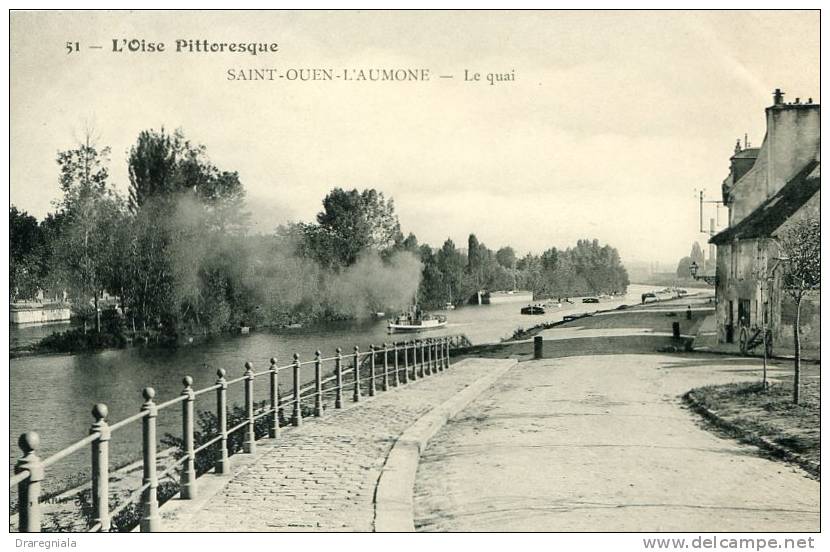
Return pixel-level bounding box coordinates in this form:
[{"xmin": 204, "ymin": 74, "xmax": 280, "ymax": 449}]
[{"xmin": 414, "ymin": 354, "xmax": 819, "ymax": 531}]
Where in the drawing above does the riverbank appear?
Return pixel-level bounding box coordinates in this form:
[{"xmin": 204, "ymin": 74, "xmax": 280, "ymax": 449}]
[
  {"xmin": 9, "ymin": 312, "xmax": 351, "ymax": 359},
  {"xmin": 10, "ymin": 322, "xmax": 320, "ymax": 359}
]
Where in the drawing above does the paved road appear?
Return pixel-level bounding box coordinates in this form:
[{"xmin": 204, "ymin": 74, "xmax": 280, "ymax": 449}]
[
  {"xmin": 162, "ymin": 358, "xmax": 502, "ymax": 532},
  {"xmin": 414, "ymin": 354, "xmax": 819, "ymax": 532}
]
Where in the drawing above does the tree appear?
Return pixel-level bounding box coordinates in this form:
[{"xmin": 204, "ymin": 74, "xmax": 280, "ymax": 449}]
[
  {"xmin": 676, "ymin": 256, "xmax": 693, "ymax": 278},
  {"xmin": 123, "ymin": 128, "xmax": 251, "ymax": 332},
  {"xmin": 417, "ymin": 244, "xmax": 444, "ymax": 307},
  {"xmin": 777, "ymin": 217, "xmax": 820, "ymax": 405},
  {"xmin": 401, "ymin": 232, "xmax": 419, "ymax": 255},
  {"xmin": 690, "ymin": 242, "xmax": 705, "ymax": 267},
  {"xmin": 51, "ymin": 133, "xmax": 123, "ymax": 332},
  {"xmin": 309, "ymin": 188, "xmax": 403, "ymax": 267},
  {"xmin": 496, "ymin": 246, "xmax": 517, "ymax": 269},
  {"xmin": 436, "ymin": 239, "xmax": 467, "ymax": 305},
  {"xmin": 128, "ymin": 127, "xmax": 248, "ymax": 233},
  {"xmin": 9, "ymin": 207, "xmax": 46, "ymax": 301}
]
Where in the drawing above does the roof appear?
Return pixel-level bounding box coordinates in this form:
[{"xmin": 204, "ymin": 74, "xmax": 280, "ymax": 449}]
[
  {"xmin": 710, "ymin": 160, "xmax": 820, "ymax": 245},
  {"xmin": 731, "ymin": 148, "xmax": 760, "ymax": 160}
]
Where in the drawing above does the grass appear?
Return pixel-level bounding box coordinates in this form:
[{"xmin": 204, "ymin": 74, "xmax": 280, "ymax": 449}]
[{"xmin": 688, "ymin": 369, "xmax": 820, "ymax": 474}]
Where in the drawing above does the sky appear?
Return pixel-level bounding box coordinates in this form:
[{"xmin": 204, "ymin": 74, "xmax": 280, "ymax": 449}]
[{"xmin": 9, "ymin": 10, "xmax": 820, "ymax": 267}]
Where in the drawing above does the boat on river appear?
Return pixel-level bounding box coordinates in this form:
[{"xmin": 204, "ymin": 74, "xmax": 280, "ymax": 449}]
[
  {"xmin": 521, "ymin": 305, "xmax": 546, "ymax": 315},
  {"xmin": 388, "ymin": 305, "xmax": 447, "ymax": 333}
]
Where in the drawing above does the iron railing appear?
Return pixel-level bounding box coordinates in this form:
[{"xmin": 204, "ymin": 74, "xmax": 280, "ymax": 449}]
[{"xmin": 9, "ymin": 335, "xmax": 471, "ymax": 532}]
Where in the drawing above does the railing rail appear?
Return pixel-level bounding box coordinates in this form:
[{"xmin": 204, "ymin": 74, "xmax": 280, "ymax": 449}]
[{"xmin": 9, "ymin": 334, "xmax": 470, "ymax": 533}]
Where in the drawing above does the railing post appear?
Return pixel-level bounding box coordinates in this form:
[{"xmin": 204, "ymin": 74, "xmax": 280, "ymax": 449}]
[
  {"xmin": 427, "ymin": 338, "xmax": 434, "ymax": 375},
  {"xmin": 414, "ymin": 340, "xmax": 420, "ymax": 380},
  {"xmin": 269, "ymin": 358, "xmax": 280, "ymax": 439},
  {"xmin": 369, "ymin": 345, "xmax": 377, "ymax": 396},
  {"xmin": 418, "ymin": 339, "xmax": 429, "ymax": 377},
  {"xmin": 433, "ymin": 338, "xmax": 439, "ymax": 372},
  {"xmin": 402, "ymin": 340, "xmax": 410, "ymax": 383},
  {"xmin": 292, "ymin": 354, "xmax": 302, "ymax": 427},
  {"xmin": 314, "ymin": 351, "xmax": 324, "ymax": 417},
  {"xmin": 395, "ymin": 341, "xmax": 402, "ymax": 385},
  {"xmin": 177, "ymin": 378, "xmax": 197, "ymax": 502},
  {"xmin": 140, "ymin": 387, "xmax": 160, "ymax": 532},
  {"xmin": 428, "ymin": 339, "xmax": 434, "ymax": 375},
  {"xmin": 89, "ymin": 403, "xmax": 111, "ymax": 531},
  {"xmin": 412, "ymin": 339, "xmax": 419, "ymax": 378},
  {"xmin": 444, "ymin": 337, "xmax": 450, "ymax": 370},
  {"xmin": 335, "ymin": 348, "xmax": 343, "ymax": 409},
  {"xmin": 353, "ymin": 346, "xmax": 361, "ymax": 402},
  {"xmin": 441, "ymin": 337, "xmax": 446, "ymax": 369},
  {"xmin": 15, "ymin": 432, "xmax": 43, "ymax": 532},
  {"xmin": 243, "ymin": 362, "xmax": 256, "ymax": 454},
  {"xmin": 215, "ymin": 369, "xmax": 229, "ymax": 474},
  {"xmin": 382, "ymin": 343, "xmax": 390, "ymax": 391},
  {"xmin": 405, "ymin": 340, "xmax": 411, "ymax": 381}
]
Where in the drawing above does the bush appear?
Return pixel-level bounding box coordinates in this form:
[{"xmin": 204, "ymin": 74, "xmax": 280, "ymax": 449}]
[
  {"xmin": 71, "ymin": 481, "xmax": 180, "ymax": 532},
  {"xmin": 161, "ymin": 399, "xmax": 316, "ymax": 477},
  {"xmin": 39, "ymin": 327, "xmax": 128, "ymax": 353}
]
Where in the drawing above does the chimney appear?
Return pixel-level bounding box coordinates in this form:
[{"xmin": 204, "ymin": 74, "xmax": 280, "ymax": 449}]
[
  {"xmin": 734, "ymin": 139, "xmax": 742, "ymax": 154},
  {"xmin": 772, "ymin": 88, "xmax": 785, "ymax": 106}
]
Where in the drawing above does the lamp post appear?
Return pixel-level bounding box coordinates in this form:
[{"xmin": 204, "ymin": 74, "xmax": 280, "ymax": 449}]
[
  {"xmin": 689, "ymin": 260, "xmax": 717, "ymax": 286},
  {"xmin": 689, "ymin": 261, "xmax": 700, "ymax": 279}
]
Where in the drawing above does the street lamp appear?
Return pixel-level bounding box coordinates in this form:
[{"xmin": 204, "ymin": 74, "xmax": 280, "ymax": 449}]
[
  {"xmin": 689, "ymin": 261, "xmax": 700, "ymax": 279},
  {"xmin": 688, "ymin": 260, "xmax": 717, "ymax": 285}
]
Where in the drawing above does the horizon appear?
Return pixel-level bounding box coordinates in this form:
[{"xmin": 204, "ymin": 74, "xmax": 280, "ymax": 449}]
[{"xmin": 9, "ymin": 10, "xmax": 820, "ymax": 267}]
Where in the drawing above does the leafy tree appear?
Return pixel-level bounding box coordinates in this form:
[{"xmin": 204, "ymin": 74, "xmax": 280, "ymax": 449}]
[
  {"xmin": 9, "ymin": 207, "xmax": 46, "ymax": 301},
  {"xmin": 690, "ymin": 242, "xmax": 705, "ymax": 267},
  {"xmin": 437, "ymin": 239, "xmax": 467, "ymax": 304},
  {"xmin": 401, "ymin": 232, "xmax": 420, "ymax": 255},
  {"xmin": 467, "ymin": 234, "xmax": 481, "ymax": 278},
  {"xmin": 676, "ymin": 256, "xmax": 693, "ymax": 278},
  {"xmin": 496, "ymin": 246, "xmax": 517, "ymax": 269},
  {"xmin": 128, "ymin": 127, "xmax": 248, "ymax": 233},
  {"xmin": 777, "ymin": 217, "xmax": 820, "ymax": 405},
  {"xmin": 50, "ymin": 133, "xmax": 124, "ymax": 332},
  {"xmin": 307, "ymin": 188, "xmax": 403, "ymax": 267}
]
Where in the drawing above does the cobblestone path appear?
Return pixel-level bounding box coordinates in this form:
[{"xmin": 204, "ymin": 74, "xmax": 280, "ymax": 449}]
[{"xmin": 163, "ymin": 359, "xmax": 497, "ymax": 532}]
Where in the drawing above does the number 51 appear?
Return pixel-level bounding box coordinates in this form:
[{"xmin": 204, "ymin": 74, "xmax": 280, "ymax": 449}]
[{"xmin": 66, "ymin": 41, "xmax": 79, "ymax": 54}]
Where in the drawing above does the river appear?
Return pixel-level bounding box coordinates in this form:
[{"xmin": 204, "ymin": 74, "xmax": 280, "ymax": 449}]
[{"xmin": 10, "ymin": 284, "xmax": 663, "ymax": 490}]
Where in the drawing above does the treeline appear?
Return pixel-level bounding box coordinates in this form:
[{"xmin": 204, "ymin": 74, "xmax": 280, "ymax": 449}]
[
  {"xmin": 10, "ymin": 129, "xmax": 425, "ymax": 337},
  {"xmin": 414, "ymin": 235, "xmax": 629, "ymax": 308},
  {"xmin": 10, "ymin": 126, "xmax": 628, "ymax": 341}
]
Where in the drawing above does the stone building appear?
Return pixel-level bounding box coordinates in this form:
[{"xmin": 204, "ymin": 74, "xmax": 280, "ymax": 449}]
[{"xmin": 709, "ymin": 89, "xmax": 820, "ymax": 351}]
